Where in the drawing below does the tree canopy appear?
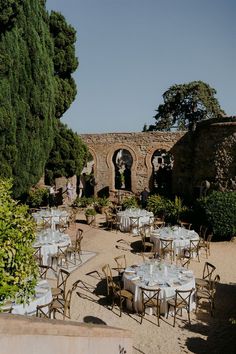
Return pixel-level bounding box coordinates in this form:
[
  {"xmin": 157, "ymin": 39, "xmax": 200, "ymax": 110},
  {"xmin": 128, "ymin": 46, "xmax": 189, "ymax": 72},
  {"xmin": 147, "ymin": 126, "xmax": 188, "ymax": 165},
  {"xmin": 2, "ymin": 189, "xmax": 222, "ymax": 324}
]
[
  {"xmin": 145, "ymin": 81, "xmax": 225, "ymax": 132},
  {"xmin": 45, "ymin": 122, "xmax": 89, "ymax": 185},
  {"xmin": 0, "ymin": 0, "xmax": 79, "ymax": 197}
]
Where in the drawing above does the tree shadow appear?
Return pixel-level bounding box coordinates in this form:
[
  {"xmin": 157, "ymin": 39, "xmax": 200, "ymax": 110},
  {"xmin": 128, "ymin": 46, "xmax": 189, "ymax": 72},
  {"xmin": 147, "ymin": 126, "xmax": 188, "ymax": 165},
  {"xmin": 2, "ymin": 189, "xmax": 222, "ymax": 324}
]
[
  {"xmin": 181, "ymin": 282, "xmax": 236, "ymax": 354},
  {"xmin": 83, "ymin": 316, "xmax": 107, "ymax": 325}
]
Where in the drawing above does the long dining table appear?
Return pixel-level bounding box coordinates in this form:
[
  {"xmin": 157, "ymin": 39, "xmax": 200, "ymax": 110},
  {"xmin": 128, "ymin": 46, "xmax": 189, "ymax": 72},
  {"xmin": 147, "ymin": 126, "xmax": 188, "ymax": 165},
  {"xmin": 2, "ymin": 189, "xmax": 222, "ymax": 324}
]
[{"xmin": 123, "ymin": 260, "xmax": 196, "ymax": 315}]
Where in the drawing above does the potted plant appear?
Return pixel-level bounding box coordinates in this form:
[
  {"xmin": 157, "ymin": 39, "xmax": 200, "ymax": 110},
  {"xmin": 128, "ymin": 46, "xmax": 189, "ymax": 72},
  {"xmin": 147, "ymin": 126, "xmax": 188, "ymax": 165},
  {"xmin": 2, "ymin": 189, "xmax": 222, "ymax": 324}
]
[
  {"xmin": 85, "ymin": 208, "xmax": 96, "ymax": 225},
  {"xmin": 95, "ymin": 197, "xmax": 110, "ymax": 214}
]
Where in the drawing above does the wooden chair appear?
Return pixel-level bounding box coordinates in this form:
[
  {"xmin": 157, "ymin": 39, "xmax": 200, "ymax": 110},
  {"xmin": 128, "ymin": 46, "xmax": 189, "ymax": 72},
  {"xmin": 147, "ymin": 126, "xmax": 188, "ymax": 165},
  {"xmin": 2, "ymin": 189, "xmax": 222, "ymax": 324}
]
[
  {"xmin": 102, "ymin": 264, "xmax": 133, "ymax": 316},
  {"xmin": 195, "ymin": 262, "xmax": 216, "ymax": 289},
  {"xmin": 66, "ymin": 233, "xmax": 83, "ymax": 265},
  {"xmin": 38, "ymin": 264, "xmax": 51, "ymax": 279},
  {"xmin": 183, "ymin": 239, "xmax": 200, "ymax": 262},
  {"xmin": 51, "ymin": 268, "xmax": 70, "ymax": 302},
  {"xmin": 153, "ymin": 218, "xmax": 165, "ymax": 229},
  {"xmin": 129, "ymin": 216, "xmax": 141, "ymax": 235},
  {"xmin": 198, "ymin": 233, "xmax": 213, "ymax": 258},
  {"xmin": 105, "ymin": 210, "xmax": 115, "ymax": 230},
  {"xmin": 42, "ymin": 216, "xmax": 52, "ymax": 229},
  {"xmin": 114, "ymin": 254, "xmax": 127, "ymax": 278},
  {"xmin": 36, "ymin": 301, "xmax": 53, "ymax": 319},
  {"xmin": 159, "ymin": 238, "xmax": 174, "ymax": 263},
  {"xmin": 175, "ymin": 253, "xmax": 191, "ymax": 269},
  {"xmin": 140, "ymin": 251, "xmax": 159, "ymax": 262},
  {"xmin": 140, "ymin": 287, "xmax": 161, "ymax": 325},
  {"xmin": 51, "ymin": 288, "xmax": 73, "ymax": 320},
  {"xmin": 196, "ymin": 274, "xmax": 220, "ymax": 316},
  {"xmin": 51, "ymin": 245, "xmax": 69, "ymax": 270},
  {"xmin": 56, "ymin": 215, "xmax": 69, "ymax": 233},
  {"xmin": 167, "ymin": 288, "xmax": 194, "ymax": 327},
  {"xmin": 179, "ymin": 221, "xmax": 192, "ymax": 230},
  {"xmin": 140, "ymin": 226, "xmax": 154, "ymax": 252},
  {"xmin": 33, "ymin": 246, "xmax": 43, "ymax": 265}
]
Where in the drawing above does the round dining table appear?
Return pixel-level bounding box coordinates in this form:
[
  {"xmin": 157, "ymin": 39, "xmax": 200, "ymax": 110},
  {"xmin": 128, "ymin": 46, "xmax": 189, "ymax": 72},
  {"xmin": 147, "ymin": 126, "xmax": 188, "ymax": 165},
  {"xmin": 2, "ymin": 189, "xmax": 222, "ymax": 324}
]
[
  {"xmin": 32, "ymin": 208, "xmax": 69, "ymax": 230},
  {"xmin": 34, "ymin": 229, "xmax": 71, "ymax": 265},
  {"xmin": 10, "ymin": 280, "xmax": 52, "ymax": 316},
  {"xmin": 150, "ymin": 226, "xmax": 199, "ymax": 256},
  {"xmin": 117, "ymin": 208, "xmax": 153, "ymax": 233},
  {"xmin": 123, "ymin": 261, "xmax": 196, "ymax": 314}
]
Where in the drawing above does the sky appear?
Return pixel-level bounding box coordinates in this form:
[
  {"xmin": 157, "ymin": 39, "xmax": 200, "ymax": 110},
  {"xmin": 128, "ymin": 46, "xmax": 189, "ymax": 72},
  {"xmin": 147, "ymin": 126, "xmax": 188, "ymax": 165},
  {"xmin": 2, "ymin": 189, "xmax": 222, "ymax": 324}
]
[{"xmin": 46, "ymin": 0, "xmax": 236, "ymax": 134}]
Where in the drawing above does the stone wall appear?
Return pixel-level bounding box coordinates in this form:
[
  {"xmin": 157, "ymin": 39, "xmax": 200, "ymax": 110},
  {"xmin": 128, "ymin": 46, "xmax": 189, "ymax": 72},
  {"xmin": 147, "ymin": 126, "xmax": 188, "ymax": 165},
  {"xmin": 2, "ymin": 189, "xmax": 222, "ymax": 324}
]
[
  {"xmin": 80, "ymin": 131, "xmax": 185, "ymax": 196},
  {"xmin": 80, "ymin": 118, "xmax": 236, "ymax": 199}
]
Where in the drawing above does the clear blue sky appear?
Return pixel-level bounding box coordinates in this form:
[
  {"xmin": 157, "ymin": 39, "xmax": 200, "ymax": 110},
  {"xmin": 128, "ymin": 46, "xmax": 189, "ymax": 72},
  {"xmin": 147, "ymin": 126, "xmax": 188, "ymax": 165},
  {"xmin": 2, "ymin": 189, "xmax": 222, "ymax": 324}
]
[{"xmin": 46, "ymin": 0, "xmax": 235, "ymax": 134}]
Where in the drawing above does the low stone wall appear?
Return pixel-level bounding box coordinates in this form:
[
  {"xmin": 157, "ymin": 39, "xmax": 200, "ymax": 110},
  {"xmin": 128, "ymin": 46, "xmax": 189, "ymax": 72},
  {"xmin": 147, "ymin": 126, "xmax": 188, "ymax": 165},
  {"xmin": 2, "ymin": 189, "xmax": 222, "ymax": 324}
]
[{"xmin": 0, "ymin": 314, "xmax": 133, "ymax": 354}]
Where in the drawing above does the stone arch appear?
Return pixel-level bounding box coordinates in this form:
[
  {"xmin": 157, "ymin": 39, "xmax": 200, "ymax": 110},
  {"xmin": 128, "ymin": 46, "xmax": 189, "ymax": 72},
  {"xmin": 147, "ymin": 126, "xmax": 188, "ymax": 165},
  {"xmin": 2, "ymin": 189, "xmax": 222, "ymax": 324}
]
[
  {"xmin": 106, "ymin": 144, "xmax": 138, "ymax": 193},
  {"xmin": 145, "ymin": 144, "xmax": 173, "ymax": 179}
]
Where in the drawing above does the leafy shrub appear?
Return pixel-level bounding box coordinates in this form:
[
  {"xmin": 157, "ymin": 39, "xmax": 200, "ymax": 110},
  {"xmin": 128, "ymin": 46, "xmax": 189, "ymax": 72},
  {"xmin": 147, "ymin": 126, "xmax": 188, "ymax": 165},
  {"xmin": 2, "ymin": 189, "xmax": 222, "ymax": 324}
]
[
  {"xmin": 0, "ymin": 179, "xmax": 38, "ymax": 305},
  {"xmin": 147, "ymin": 194, "xmax": 188, "ymax": 224},
  {"xmin": 122, "ymin": 196, "xmax": 138, "ymax": 210},
  {"xmin": 73, "ymin": 196, "xmax": 95, "ymax": 208},
  {"xmin": 26, "ymin": 188, "xmax": 49, "ymax": 208},
  {"xmin": 85, "ymin": 208, "xmax": 96, "ymax": 216},
  {"xmin": 146, "ymin": 194, "xmax": 170, "ymax": 217},
  {"xmin": 196, "ymin": 191, "xmax": 236, "ymax": 240}
]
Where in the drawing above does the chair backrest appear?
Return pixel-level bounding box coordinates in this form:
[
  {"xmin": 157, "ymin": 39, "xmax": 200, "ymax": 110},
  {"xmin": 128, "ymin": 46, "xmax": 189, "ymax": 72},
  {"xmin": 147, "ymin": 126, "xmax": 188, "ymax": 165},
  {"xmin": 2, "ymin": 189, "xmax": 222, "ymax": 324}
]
[
  {"xmin": 42, "ymin": 216, "xmax": 52, "ymax": 228},
  {"xmin": 114, "ymin": 254, "xmax": 127, "ymax": 272},
  {"xmin": 199, "ymin": 225, "xmax": 208, "ymax": 240},
  {"xmin": 130, "ymin": 216, "xmax": 140, "ymax": 226},
  {"xmin": 202, "ymin": 262, "xmax": 216, "ymax": 281},
  {"xmin": 140, "ymin": 287, "xmax": 161, "ymax": 310},
  {"xmin": 175, "ymin": 288, "xmax": 194, "ymax": 308},
  {"xmin": 154, "ymin": 218, "xmax": 165, "ymax": 229},
  {"xmin": 180, "ymin": 221, "xmax": 192, "ymax": 230},
  {"xmin": 160, "ymin": 238, "xmax": 173, "ymax": 253},
  {"xmin": 57, "ymin": 268, "xmax": 70, "ymax": 292},
  {"xmin": 33, "ymin": 246, "xmax": 42, "ymax": 265},
  {"xmin": 63, "ymin": 289, "xmax": 73, "ymax": 319},
  {"xmin": 189, "ymin": 239, "xmax": 199, "ymax": 254},
  {"xmin": 36, "ymin": 301, "xmax": 53, "ymax": 318},
  {"xmin": 39, "ymin": 265, "xmax": 51, "ymax": 279},
  {"xmin": 102, "ymin": 264, "xmax": 113, "ymax": 295}
]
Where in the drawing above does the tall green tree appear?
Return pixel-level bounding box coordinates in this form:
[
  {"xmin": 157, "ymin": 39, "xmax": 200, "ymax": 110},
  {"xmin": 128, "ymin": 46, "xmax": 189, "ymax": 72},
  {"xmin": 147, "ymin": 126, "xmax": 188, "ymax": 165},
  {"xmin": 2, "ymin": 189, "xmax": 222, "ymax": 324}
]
[
  {"xmin": 45, "ymin": 122, "xmax": 89, "ymax": 185},
  {"xmin": 146, "ymin": 81, "xmax": 225, "ymax": 131},
  {"xmin": 0, "ymin": 1, "xmax": 79, "ymax": 198}
]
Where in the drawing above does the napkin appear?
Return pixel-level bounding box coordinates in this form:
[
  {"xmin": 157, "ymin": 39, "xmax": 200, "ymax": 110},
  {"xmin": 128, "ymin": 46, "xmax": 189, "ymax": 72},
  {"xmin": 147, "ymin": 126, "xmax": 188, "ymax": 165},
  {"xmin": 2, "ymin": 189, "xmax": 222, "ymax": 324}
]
[{"xmin": 131, "ymin": 276, "xmax": 140, "ymax": 281}]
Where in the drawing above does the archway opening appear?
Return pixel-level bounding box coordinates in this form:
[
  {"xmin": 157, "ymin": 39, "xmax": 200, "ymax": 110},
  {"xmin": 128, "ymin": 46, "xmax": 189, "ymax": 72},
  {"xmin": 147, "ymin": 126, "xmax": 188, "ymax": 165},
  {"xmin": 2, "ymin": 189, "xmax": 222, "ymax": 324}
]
[
  {"xmin": 112, "ymin": 149, "xmax": 133, "ymax": 191},
  {"xmin": 152, "ymin": 149, "xmax": 173, "ymax": 196}
]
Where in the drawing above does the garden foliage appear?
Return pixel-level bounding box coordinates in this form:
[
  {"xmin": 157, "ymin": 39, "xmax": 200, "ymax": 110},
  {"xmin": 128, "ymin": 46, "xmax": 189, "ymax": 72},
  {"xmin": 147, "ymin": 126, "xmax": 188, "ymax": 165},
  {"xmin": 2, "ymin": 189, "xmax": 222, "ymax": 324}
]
[{"xmin": 0, "ymin": 179, "xmax": 38, "ymax": 305}]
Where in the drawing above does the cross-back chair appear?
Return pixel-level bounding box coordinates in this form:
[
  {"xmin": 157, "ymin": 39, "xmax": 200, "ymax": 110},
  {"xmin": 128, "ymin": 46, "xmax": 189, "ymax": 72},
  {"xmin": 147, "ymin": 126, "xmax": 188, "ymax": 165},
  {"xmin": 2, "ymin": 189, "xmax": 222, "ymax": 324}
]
[
  {"xmin": 167, "ymin": 288, "xmax": 194, "ymax": 327},
  {"xmin": 198, "ymin": 233, "xmax": 213, "ymax": 258},
  {"xmin": 42, "ymin": 216, "xmax": 52, "ymax": 229},
  {"xmin": 38, "ymin": 264, "xmax": 51, "ymax": 279},
  {"xmin": 33, "ymin": 246, "xmax": 43, "ymax": 265},
  {"xmin": 140, "ymin": 226, "xmax": 154, "ymax": 252},
  {"xmin": 140, "ymin": 287, "xmax": 161, "ymax": 325},
  {"xmin": 102, "ymin": 264, "xmax": 133, "ymax": 316},
  {"xmin": 196, "ymin": 274, "xmax": 220, "ymax": 316},
  {"xmin": 36, "ymin": 300, "xmax": 53, "ymax": 319},
  {"xmin": 129, "ymin": 216, "xmax": 141, "ymax": 235},
  {"xmin": 195, "ymin": 262, "xmax": 216, "ymax": 289},
  {"xmin": 153, "ymin": 218, "xmax": 165, "ymax": 230},
  {"xmin": 66, "ymin": 233, "xmax": 83, "ymax": 265},
  {"xmin": 179, "ymin": 221, "xmax": 192, "ymax": 230},
  {"xmin": 114, "ymin": 254, "xmax": 127, "ymax": 278},
  {"xmin": 56, "ymin": 215, "xmax": 69, "ymax": 233},
  {"xmin": 183, "ymin": 239, "xmax": 200, "ymax": 262},
  {"xmin": 51, "ymin": 268, "xmax": 70, "ymax": 302},
  {"xmin": 159, "ymin": 238, "xmax": 174, "ymax": 263},
  {"xmin": 51, "ymin": 245, "xmax": 69, "ymax": 270}
]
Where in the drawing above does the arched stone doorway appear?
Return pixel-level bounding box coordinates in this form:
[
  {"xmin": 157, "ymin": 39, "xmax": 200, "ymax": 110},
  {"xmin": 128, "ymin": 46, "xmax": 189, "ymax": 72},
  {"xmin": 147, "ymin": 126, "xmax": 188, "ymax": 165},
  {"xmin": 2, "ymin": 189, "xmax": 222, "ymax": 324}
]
[
  {"xmin": 112, "ymin": 149, "xmax": 133, "ymax": 191},
  {"xmin": 152, "ymin": 149, "xmax": 174, "ymax": 196}
]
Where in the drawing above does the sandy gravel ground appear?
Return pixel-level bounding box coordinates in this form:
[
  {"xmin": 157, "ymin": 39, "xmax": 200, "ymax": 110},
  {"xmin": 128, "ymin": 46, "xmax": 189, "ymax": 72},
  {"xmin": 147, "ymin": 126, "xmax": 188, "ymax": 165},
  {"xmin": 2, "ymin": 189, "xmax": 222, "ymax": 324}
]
[{"xmin": 57, "ymin": 212, "xmax": 236, "ymax": 354}]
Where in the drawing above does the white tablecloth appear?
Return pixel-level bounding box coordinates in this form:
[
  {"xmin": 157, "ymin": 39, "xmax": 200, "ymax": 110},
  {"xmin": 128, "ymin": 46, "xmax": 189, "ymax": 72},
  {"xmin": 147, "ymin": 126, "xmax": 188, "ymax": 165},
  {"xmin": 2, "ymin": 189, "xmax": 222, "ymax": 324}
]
[
  {"xmin": 32, "ymin": 208, "xmax": 69, "ymax": 230},
  {"xmin": 123, "ymin": 261, "xmax": 195, "ymax": 314},
  {"xmin": 11, "ymin": 280, "xmax": 52, "ymax": 315},
  {"xmin": 150, "ymin": 226, "xmax": 199, "ymax": 256},
  {"xmin": 34, "ymin": 229, "xmax": 71, "ymax": 265},
  {"xmin": 117, "ymin": 209, "xmax": 153, "ymax": 233}
]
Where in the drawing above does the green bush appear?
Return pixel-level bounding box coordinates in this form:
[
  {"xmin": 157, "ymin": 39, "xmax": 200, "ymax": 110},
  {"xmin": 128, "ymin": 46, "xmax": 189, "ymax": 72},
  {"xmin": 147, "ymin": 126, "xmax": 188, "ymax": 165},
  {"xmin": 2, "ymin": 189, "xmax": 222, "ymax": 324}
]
[
  {"xmin": 122, "ymin": 196, "xmax": 138, "ymax": 210},
  {"xmin": 26, "ymin": 188, "xmax": 49, "ymax": 208},
  {"xmin": 147, "ymin": 194, "xmax": 188, "ymax": 224},
  {"xmin": 73, "ymin": 196, "xmax": 95, "ymax": 208},
  {"xmin": 146, "ymin": 194, "xmax": 170, "ymax": 217},
  {"xmin": 0, "ymin": 179, "xmax": 38, "ymax": 305},
  {"xmin": 196, "ymin": 191, "xmax": 236, "ymax": 240},
  {"xmin": 85, "ymin": 208, "xmax": 96, "ymax": 216}
]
